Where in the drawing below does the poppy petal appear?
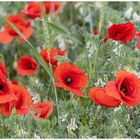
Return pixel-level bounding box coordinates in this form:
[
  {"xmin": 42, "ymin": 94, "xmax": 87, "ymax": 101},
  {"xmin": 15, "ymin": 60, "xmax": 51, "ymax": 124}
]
[
  {"xmin": 106, "ymin": 81, "xmax": 121, "ymax": 100},
  {"xmin": 0, "ymin": 62, "xmax": 7, "ymax": 76},
  {"xmin": 54, "ymin": 82, "xmax": 83, "ymax": 97},
  {"xmin": 0, "ymin": 102, "xmax": 14, "ymax": 116},
  {"xmin": 18, "ymin": 27, "xmax": 33, "ymax": 42},
  {"xmin": 17, "ymin": 107, "xmax": 29, "ymax": 115},
  {"xmin": 137, "ymin": 40, "xmax": 140, "ymax": 50},
  {"xmin": 0, "ymin": 91, "xmax": 17, "ymax": 104},
  {"xmin": 0, "ymin": 30, "xmax": 14, "ymax": 44},
  {"xmin": 136, "ymin": 32, "xmax": 140, "ymax": 38},
  {"xmin": 70, "ymin": 88, "xmax": 83, "ymax": 97},
  {"xmin": 88, "ymin": 87, "xmax": 120, "ymax": 107}
]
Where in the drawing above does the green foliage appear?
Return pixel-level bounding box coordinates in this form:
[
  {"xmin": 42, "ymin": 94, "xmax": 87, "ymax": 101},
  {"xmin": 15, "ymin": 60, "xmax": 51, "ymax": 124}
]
[{"xmin": 0, "ymin": 1, "xmax": 140, "ymax": 138}]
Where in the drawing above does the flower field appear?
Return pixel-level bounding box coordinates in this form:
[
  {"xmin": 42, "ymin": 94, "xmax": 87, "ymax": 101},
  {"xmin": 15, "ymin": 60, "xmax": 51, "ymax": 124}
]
[{"xmin": 0, "ymin": 1, "xmax": 140, "ymax": 138}]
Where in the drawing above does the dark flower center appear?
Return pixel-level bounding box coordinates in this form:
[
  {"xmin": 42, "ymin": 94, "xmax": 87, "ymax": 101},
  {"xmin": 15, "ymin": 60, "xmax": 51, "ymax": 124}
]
[
  {"xmin": 65, "ymin": 77, "xmax": 72, "ymax": 85},
  {"xmin": 28, "ymin": 63, "xmax": 32, "ymax": 69},
  {"xmin": 115, "ymin": 31, "xmax": 120, "ymax": 36},
  {"xmin": 120, "ymin": 85, "xmax": 128, "ymax": 95},
  {"xmin": 0, "ymin": 84, "xmax": 4, "ymax": 91}
]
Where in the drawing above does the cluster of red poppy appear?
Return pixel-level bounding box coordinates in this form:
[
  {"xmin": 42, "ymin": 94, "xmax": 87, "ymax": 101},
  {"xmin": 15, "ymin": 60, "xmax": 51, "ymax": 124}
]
[
  {"xmin": 0, "ymin": 2, "xmax": 140, "ymax": 121},
  {"xmin": 88, "ymin": 71, "xmax": 140, "ymax": 108},
  {"xmin": 0, "ymin": 2, "xmax": 60, "ymax": 44},
  {"xmin": 0, "ymin": 46, "xmax": 67, "ymax": 119},
  {"xmin": 17, "ymin": 48, "xmax": 66, "ymax": 76},
  {"xmin": 16, "ymin": 48, "xmax": 140, "ymax": 109},
  {"xmin": 16, "ymin": 49, "xmax": 88, "ymax": 97},
  {"xmin": 0, "ymin": 62, "xmax": 53, "ymax": 119},
  {"xmin": 23, "ymin": 2, "xmax": 60, "ymax": 19}
]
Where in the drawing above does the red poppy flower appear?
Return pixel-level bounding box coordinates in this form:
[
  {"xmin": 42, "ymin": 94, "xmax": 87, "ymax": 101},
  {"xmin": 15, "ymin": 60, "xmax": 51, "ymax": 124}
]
[
  {"xmin": 136, "ymin": 32, "xmax": 140, "ymax": 50},
  {"xmin": 11, "ymin": 84, "xmax": 32, "ymax": 115},
  {"xmin": 104, "ymin": 22, "xmax": 135, "ymax": 44},
  {"xmin": 22, "ymin": 2, "xmax": 41, "ymax": 19},
  {"xmin": 106, "ymin": 70, "xmax": 140, "ymax": 108},
  {"xmin": 88, "ymin": 87, "xmax": 121, "ymax": 108},
  {"xmin": 33, "ymin": 99, "xmax": 53, "ymax": 120},
  {"xmin": 54, "ymin": 63, "xmax": 88, "ymax": 97},
  {"xmin": 23, "ymin": 2, "xmax": 60, "ymax": 19},
  {"xmin": 40, "ymin": 48, "xmax": 66, "ymax": 69},
  {"xmin": 0, "ymin": 74, "xmax": 17, "ymax": 104},
  {"xmin": 0, "ymin": 62, "xmax": 7, "ymax": 77},
  {"xmin": 44, "ymin": 2, "xmax": 60, "ymax": 15},
  {"xmin": 0, "ymin": 14, "xmax": 33, "ymax": 44},
  {"xmin": 17, "ymin": 56, "xmax": 38, "ymax": 76},
  {"xmin": 0, "ymin": 84, "xmax": 32, "ymax": 116}
]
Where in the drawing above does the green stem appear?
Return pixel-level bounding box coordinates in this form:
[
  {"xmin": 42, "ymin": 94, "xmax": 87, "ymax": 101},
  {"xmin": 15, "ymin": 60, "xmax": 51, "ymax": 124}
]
[
  {"xmin": 93, "ymin": 47, "xmax": 99, "ymax": 76},
  {"xmin": 87, "ymin": 3, "xmax": 107, "ymax": 88},
  {"xmin": 88, "ymin": 45, "xmax": 99, "ymax": 88},
  {"xmin": 52, "ymin": 79, "xmax": 60, "ymax": 126}
]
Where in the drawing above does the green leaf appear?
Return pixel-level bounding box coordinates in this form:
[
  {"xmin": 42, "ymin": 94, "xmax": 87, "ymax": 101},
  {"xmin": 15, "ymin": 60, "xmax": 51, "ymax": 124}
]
[
  {"xmin": 40, "ymin": 3, "xmax": 84, "ymax": 47},
  {"xmin": 45, "ymin": 21, "xmax": 69, "ymax": 35}
]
